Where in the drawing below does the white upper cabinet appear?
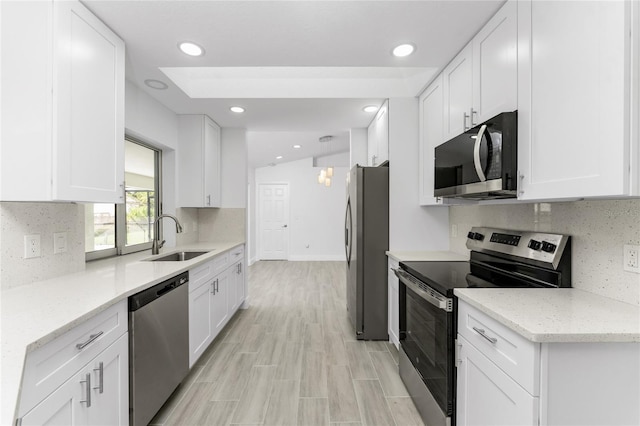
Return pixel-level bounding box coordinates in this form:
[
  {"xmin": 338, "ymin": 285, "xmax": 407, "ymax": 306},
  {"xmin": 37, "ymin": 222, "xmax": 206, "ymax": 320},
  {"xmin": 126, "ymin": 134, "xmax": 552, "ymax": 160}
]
[
  {"xmin": 177, "ymin": 115, "xmax": 221, "ymax": 208},
  {"xmin": 0, "ymin": 1, "xmax": 125, "ymax": 203},
  {"xmin": 517, "ymin": 0, "xmax": 639, "ymax": 200},
  {"xmin": 367, "ymin": 100, "xmax": 389, "ymax": 166},
  {"xmin": 419, "ymin": 75, "xmax": 445, "ymax": 205},
  {"xmin": 472, "ymin": 0, "xmax": 518, "ymax": 124},
  {"xmin": 443, "ymin": 43, "xmax": 474, "ymax": 142}
]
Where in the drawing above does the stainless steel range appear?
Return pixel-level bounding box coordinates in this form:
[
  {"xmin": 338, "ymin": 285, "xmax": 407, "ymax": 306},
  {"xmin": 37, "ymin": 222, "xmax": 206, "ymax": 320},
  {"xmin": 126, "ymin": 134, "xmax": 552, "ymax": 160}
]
[{"xmin": 393, "ymin": 227, "xmax": 571, "ymax": 426}]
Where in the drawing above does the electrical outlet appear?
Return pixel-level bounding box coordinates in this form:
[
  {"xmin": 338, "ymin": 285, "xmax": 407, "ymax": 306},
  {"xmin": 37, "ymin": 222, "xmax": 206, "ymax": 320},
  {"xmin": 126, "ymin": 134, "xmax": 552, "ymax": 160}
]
[
  {"xmin": 623, "ymin": 244, "xmax": 640, "ymax": 273},
  {"xmin": 53, "ymin": 232, "xmax": 68, "ymax": 254},
  {"xmin": 24, "ymin": 234, "xmax": 41, "ymax": 259}
]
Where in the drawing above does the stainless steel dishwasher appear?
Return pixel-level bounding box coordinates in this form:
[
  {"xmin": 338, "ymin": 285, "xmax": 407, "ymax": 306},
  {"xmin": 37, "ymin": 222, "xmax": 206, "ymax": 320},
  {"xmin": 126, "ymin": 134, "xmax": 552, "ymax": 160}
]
[{"xmin": 129, "ymin": 271, "xmax": 189, "ymax": 426}]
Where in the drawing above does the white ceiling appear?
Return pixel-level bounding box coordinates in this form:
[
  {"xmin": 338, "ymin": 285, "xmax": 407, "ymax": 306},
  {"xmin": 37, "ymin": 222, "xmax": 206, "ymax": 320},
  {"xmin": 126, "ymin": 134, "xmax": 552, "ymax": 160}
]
[{"xmin": 83, "ymin": 0, "xmax": 505, "ymax": 168}]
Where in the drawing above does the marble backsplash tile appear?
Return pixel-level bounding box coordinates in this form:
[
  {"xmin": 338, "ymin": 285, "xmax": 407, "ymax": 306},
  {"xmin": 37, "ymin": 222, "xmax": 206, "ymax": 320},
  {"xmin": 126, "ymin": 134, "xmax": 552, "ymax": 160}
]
[
  {"xmin": 449, "ymin": 199, "xmax": 640, "ymax": 305},
  {"xmin": 198, "ymin": 208, "xmax": 246, "ymax": 242},
  {"xmin": 0, "ymin": 202, "xmax": 85, "ymax": 290}
]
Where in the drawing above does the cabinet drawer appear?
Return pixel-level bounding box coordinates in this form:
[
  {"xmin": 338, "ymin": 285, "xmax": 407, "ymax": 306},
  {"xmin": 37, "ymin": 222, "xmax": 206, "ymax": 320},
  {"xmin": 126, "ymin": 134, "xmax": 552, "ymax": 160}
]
[
  {"xmin": 212, "ymin": 251, "xmax": 230, "ymax": 275},
  {"xmin": 458, "ymin": 300, "xmax": 540, "ymax": 395},
  {"xmin": 230, "ymin": 245, "xmax": 244, "ymax": 261},
  {"xmin": 19, "ymin": 300, "xmax": 128, "ymax": 415},
  {"xmin": 190, "ymin": 259, "xmax": 215, "ymax": 291}
]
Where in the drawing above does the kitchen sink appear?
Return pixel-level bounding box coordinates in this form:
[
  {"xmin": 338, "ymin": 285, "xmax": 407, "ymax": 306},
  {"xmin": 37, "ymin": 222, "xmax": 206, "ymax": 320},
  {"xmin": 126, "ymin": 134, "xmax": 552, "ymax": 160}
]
[{"xmin": 147, "ymin": 250, "xmax": 211, "ymax": 262}]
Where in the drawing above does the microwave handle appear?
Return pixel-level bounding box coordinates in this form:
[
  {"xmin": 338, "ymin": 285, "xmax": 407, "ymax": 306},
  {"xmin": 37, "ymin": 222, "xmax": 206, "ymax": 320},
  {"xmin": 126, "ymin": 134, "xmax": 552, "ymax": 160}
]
[{"xmin": 473, "ymin": 124, "xmax": 488, "ymax": 182}]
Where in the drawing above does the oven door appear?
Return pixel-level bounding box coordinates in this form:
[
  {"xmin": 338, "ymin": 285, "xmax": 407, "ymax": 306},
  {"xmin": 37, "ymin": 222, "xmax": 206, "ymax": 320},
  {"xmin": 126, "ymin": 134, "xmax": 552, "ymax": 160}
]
[{"xmin": 395, "ymin": 269, "xmax": 454, "ymax": 424}]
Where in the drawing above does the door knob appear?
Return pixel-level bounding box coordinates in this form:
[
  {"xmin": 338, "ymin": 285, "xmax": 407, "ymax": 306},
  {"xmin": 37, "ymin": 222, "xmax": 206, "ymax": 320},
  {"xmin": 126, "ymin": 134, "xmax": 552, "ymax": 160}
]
[{"xmin": 283, "ymin": 224, "xmax": 288, "ymax": 228}]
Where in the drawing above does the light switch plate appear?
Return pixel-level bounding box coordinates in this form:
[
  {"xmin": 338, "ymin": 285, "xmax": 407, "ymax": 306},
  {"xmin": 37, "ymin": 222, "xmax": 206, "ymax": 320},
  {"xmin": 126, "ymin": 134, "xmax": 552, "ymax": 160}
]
[
  {"xmin": 53, "ymin": 232, "xmax": 68, "ymax": 254},
  {"xmin": 24, "ymin": 234, "xmax": 41, "ymax": 259}
]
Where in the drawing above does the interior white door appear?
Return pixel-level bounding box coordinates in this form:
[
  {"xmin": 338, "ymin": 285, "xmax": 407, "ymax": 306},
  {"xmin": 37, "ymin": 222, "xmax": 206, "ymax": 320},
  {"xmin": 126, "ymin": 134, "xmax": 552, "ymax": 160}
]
[{"xmin": 258, "ymin": 183, "xmax": 290, "ymax": 260}]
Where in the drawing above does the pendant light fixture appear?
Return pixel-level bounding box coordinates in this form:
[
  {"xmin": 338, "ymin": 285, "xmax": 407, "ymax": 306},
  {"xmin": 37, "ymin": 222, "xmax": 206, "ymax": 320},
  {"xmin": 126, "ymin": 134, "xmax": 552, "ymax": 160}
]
[{"xmin": 317, "ymin": 135, "xmax": 334, "ymax": 187}]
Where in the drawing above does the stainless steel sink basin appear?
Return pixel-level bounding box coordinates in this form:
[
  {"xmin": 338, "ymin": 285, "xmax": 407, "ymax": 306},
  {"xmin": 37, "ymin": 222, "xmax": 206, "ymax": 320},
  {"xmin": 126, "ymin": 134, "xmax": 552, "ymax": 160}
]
[{"xmin": 147, "ymin": 251, "xmax": 210, "ymax": 262}]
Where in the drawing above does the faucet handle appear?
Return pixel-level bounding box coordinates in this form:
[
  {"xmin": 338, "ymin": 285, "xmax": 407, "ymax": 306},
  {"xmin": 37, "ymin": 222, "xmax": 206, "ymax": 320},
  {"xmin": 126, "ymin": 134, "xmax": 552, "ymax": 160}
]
[{"xmin": 159, "ymin": 239, "xmax": 166, "ymax": 249}]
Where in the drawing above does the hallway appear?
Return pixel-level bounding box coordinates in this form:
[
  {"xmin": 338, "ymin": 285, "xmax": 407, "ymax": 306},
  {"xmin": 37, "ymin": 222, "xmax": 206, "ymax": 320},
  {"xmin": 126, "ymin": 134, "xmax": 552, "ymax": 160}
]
[{"xmin": 150, "ymin": 261, "xmax": 424, "ymax": 426}]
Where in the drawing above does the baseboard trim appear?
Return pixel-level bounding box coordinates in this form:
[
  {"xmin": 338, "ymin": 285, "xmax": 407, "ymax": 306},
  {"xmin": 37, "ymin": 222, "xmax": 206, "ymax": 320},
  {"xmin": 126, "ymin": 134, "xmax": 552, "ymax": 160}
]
[{"xmin": 287, "ymin": 255, "xmax": 347, "ymax": 261}]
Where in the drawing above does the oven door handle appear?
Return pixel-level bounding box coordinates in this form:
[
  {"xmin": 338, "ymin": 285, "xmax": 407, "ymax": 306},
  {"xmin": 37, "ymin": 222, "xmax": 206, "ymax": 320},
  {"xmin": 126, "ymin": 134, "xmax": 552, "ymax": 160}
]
[{"xmin": 392, "ymin": 268, "xmax": 453, "ymax": 312}]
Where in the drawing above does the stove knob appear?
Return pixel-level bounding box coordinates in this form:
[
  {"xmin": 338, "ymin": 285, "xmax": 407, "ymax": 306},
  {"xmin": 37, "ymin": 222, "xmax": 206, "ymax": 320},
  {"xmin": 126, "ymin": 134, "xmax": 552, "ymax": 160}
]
[
  {"xmin": 467, "ymin": 232, "xmax": 476, "ymax": 240},
  {"xmin": 528, "ymin": 239, "xmax": 542, "ymax": 250},
  {"xmin": 541, "ymin": 241, "xmax": 557, "ymax": 253},
  {"xmin": 473, "ymin": 233, "xmax": 484, "ymax": 241}
]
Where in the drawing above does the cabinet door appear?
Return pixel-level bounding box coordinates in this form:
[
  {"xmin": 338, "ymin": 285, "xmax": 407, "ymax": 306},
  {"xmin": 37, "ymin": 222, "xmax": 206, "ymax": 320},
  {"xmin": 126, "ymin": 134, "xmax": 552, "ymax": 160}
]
[
  {"xmin": 518, "ymin": 0, "xmax": 630, "ymax": 199},
  {"xmin": 87, "ymin": 334, "xmax": 128, "ymax": 426},
  {"xmin": 375, "ymin": 100, "xmax": 389, "ymax": 165},
  {"xmin": 211, "ymin": 271, "xmax": 230, "ymax": 336},
  {"xmin": 53, "ymin": 0, "xmax": 125, "ymax": 203},
  {"xmin": 367, "ymin": 117, "xmax": 378, "ymax": 166},
  {"xmin": 387, "ymin": 258, "xmax": 400, "ymax": 349},
  {"xmin": 21, "ymin": 369, "xmax": 90, "ymax": 426},
  {"xmin": 472, "ymin": 0, "xmax": 517, "ymax": 124},
  {"xmin": 189, "ymin": 279, "xmax": 214, "ymax": 367},
  {"xmin": 203, "ymin": 116, "xmax": 221, "ymax": 207},
  {"xmin": 419, "ymin": 75, "xmax": 445, "ymax": 205},
  {"xmin": 443, "ymin": 42, "xmax": 473, "ymax": 141},
  {"xmin": 457, "ymin": 335, "xmax": 538, "ymax": 426}
]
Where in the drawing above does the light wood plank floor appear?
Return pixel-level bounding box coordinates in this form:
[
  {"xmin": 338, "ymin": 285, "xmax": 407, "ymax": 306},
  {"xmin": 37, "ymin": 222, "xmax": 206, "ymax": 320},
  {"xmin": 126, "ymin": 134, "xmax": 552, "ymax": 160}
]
[{"xmin": 150, "ymin": 261, "xmax": 425, "ymax": 426}]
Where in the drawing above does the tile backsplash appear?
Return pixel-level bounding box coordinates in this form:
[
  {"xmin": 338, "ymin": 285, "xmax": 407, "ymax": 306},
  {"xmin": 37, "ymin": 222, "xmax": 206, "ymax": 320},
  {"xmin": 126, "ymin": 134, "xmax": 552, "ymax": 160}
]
[
  {"xmin": 449, "ymin": 199, "xmax": 640, "ymax": 306},
  {"xmin": 0, "ymin": 202, "xmax": 85, "ymax": 290},
  {"xmin": 198, "ymin": 208, "xmax": 246, "ymax": 242}
]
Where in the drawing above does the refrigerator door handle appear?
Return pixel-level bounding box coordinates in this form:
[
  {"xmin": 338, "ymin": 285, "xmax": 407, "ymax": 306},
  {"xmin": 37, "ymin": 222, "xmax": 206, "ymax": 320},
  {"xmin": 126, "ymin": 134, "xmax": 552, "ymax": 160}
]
[{"xmin": 345, "ymin": 198, "xmax": 353, "ymax": 266}]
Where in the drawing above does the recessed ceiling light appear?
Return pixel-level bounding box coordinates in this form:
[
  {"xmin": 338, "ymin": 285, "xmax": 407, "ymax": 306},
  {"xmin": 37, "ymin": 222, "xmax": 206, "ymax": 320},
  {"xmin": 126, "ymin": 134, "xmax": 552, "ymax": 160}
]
[
  {"xmin": 276, "ymin": 156, "xmax": 283, "ymax": 160},
  {"xmin": 144, "ymin": 79, "xmax": 168, "ymax": 90},
  {"xmin": 230, "ymin": 106, "xmax": 245, "ymax": 113},
  {"xmin": 363, "ymin": 105, "xmax": 378, "ymax": 113},
  {"xmin": 178, "ymin": 41, "xmax": 205, "ymax": 57},
  {"xmin": 392, "ymin": 43, "xmax": 415, "ymax": 57},
  {"xmin": 293, "ymin": 145, "xmax": 301, "ymax": 149}
]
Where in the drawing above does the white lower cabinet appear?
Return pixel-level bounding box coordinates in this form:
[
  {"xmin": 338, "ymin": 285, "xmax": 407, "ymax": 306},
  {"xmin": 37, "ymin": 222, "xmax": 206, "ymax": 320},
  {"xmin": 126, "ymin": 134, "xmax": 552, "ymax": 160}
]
[
  {"xmin": 387, "ymin": 258, "xmax": 400, "ymax": 348},
  {"xmin": 21, "ymin": 332, "xmax": 128, "ymax": 426},
  {"xmin": 457, "ymin": 299, "xmax": 640, "ymax": 426},
  {"xmin": 188, "ymin": 245, "xmax": 246, "ymax": 367},
  {"xmin": 456, "ymin": 335, "xmax": 538, "ymax": 426}
]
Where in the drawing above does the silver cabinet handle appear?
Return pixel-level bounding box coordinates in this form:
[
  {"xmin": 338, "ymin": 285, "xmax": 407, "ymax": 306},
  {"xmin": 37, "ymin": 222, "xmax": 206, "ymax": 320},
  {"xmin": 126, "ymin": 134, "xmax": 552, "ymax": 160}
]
[
  {"xmin": 80, "ymin": 373, "xmax": 92, "ymax": 407},
  {"xmin": 239, "ymin": 263, "xmax": 242, "ymax": 274},
  {"xmin": 470, "ymin": 108, "xmax": 478, "ymax": 126},
  {"xmin": 518, "ymin": 173, "xmax": 525, "ymax": 197},
  {"xmin": 473, "ymin": 327, "xmax": 497, "ymax": 344},
  {"xmin": 76, "ymin": 331, "xmax": 103, "ymax": 350},
  {"xmin": 372, "ymin": 154, "xmax": 377, "ymax": 166},
  {"xmin": 215, "ymin": 279, "xmax": 219, "ymax": 293},
  {"xmin": 206, "ymin": 195, "xmax": 211, "ymax": 206},
  {"xmin": 463, "ymin": 111, "xmax": 470, "ymax": 131},
  {"xmin": 211, "ymin": 281, "xmax": 216, "ymax": 294},
  {"xmin": 119, "ymin": 182, "xmax": 125, "ymax": 200},
  {"xmin": 93, "ymin": 362, "xmax": 104, "ymax": 394},
  {"xmin": 473, "ymin": 124, "xmax": 488, "ymax": 182}
]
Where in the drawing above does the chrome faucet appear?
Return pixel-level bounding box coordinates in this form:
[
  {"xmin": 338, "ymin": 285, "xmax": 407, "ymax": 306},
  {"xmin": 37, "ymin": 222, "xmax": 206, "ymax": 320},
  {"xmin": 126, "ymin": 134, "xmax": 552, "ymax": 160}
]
[{"xmin": 151, "ymin": 214, "xmax": 183, "ymax": 255}]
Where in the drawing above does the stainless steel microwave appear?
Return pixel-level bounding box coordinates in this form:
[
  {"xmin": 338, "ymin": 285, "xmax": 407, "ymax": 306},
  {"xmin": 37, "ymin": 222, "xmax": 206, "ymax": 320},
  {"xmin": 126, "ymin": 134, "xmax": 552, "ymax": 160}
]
[{"xmin": 434, "ymin": 111, "xmax": 517, "ymax": 199}]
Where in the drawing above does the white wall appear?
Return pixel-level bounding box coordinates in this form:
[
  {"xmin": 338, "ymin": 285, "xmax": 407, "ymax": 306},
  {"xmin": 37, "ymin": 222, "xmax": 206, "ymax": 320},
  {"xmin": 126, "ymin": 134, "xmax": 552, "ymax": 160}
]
[
  {"xmin": 388, "ymin": 97, "xmax": 449, "ymax": 251},
  {"xmin": 350, "ymin": 128, "xmax": 368, "ymax": 167},
  {"xmin": 254, "ymin": 157, "xmax": 349, "ymax": 261},
  {"xmin": 221, "ymin": 128, "xmax": 248, "ymax": 208},
  {"xmin": 125, "ymin": 80, "xmax": 180, "ymax": 247}
]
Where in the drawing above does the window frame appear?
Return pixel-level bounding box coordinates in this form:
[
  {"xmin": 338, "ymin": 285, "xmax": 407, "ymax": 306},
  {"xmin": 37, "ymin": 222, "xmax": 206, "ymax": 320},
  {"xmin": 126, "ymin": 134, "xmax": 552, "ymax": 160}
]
[{"xmin": 85, "ymin": 136, "xmax": 162, "ymax": 261}]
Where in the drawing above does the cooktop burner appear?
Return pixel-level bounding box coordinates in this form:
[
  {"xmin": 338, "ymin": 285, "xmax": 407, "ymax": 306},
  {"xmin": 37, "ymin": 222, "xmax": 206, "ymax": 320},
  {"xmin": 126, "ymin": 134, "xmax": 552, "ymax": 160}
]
[{"xmin": 400, "ymin": 261, "xmax": 495, "ymax": 296}]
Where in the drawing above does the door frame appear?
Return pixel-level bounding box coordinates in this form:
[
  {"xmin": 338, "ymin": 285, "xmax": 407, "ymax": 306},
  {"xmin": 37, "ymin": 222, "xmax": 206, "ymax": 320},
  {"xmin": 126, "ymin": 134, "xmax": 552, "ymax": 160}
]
[{"xmin": 257, "ymin": 182, "xmax": 290, "ymax": 261}]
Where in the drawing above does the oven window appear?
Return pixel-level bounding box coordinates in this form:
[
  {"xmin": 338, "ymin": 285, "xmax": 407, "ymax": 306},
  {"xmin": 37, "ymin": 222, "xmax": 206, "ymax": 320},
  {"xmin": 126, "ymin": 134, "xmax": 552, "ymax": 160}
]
[{"xmin": 401, "ymin": 285, "xmax": 453, "ymax": 414}]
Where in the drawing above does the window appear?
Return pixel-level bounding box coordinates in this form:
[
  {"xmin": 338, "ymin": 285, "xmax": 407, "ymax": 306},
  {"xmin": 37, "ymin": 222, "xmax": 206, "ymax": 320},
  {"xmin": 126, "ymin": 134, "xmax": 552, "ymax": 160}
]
[{"xmin": 86, "ymin": 138, "xmax": 161, "ymax": 260}]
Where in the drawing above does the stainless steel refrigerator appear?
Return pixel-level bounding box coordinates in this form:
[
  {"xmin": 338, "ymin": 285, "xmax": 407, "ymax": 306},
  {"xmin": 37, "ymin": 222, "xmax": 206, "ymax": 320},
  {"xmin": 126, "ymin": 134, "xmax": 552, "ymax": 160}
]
[{"xmin": 344, "ymin": 165, "xmax": 389, "ymax": 340}]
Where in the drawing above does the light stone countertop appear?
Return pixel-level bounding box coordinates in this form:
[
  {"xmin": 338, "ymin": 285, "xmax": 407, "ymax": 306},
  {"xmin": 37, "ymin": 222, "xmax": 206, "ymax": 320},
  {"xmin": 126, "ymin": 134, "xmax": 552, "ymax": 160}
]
[
  {"xmin": 0, "ymin": 240, "xmax": 244, "ymax": 425},
  {"xmin": 455, "ymin": 288, "xmax": 640, "ymax": 343},
  {"xmin": 386, "ymin": 250, "xmax": 469, "ymax": 262}
]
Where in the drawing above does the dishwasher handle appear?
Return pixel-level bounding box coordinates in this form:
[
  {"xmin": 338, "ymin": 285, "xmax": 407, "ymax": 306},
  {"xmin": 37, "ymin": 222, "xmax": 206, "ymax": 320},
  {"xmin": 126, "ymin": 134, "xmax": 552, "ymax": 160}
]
[{"xmin": 129, "ymin": 271, "xmax": 189, "ymax": 311}]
